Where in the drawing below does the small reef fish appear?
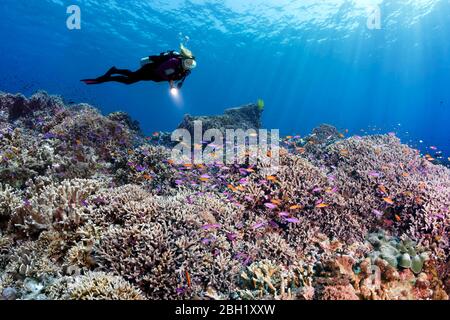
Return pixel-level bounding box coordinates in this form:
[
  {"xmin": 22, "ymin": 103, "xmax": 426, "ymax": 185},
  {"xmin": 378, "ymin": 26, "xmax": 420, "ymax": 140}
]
[
  {"xmin": 266, "ymin": 175, "xmax": 277, "ymax": 182},
  {"xmin": 378, "ymin": 185, "xmax": 388, "ymax": 194},
  {"xmin": 372, "ymin": 209, "xmax": 384, "ymax": 218},
  {"xmin": 284, "ymin": 217, "xmax": 300, "ymax": 223},
  {"xmin": 270, "ymin": 199, "xmax": 282, "ymax": 206},
  {"xmin": 201, "ymin": 224, "xmax": 221, "ymax": 230},
  {"xmin": 252, "ymin": 222, "xmax": 267, "ymax": 230},
  {"xmin": 185, "ymin": 270, "xmax": 191, "ymax": 288},
  {"xmin": 368, "ymin": 170, "xmax": 382, "ymax": 178},
  {"xmin": 316, "ymin": 203, "xmax": 329, "ymax": 208},
  {"xmin": 383, "ymin": 197, "xmax": 395, "ymax": 205},
  {"xmin": 289, "ymin": 205, "xmax": 302, "ymax": 210},
  {"xmin": 264, "ymin": 203, "xmax": 277, "ymax": 210}
]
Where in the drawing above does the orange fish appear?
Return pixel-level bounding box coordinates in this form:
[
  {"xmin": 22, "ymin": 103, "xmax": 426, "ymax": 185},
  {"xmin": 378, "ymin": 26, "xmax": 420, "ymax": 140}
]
[
  {"xmin": 378, "ymin": 185, "xmax": 388, "ymax": 194},
  {"xmin": 199, "ymin": 177, "xmax": 209, "ymax": 182},
  {"xmin": 289, "ymin": 205, "xmax": 302, "ymax": 210},
  {"xmin": 286, "ymin": 136, "xmax": 293, "ymax": 139},
  {"xmin": 271, "ymin": 199, "xmax": 282, "ymax": 206},
  {"xmin": 246, "ymin": 168, "xmax": 255, "ymax": 173},
  {"xmin": 266, "ymin": 175, "xmax": 277, "ymax": 182},
  {"xmin": 401, "ymin": 172, "xmax": 410, "ymax": 177},
  {"xmin": 383, "ymin": 197, "xmax": 395, "ymax": 205},
  {"xmin": 338, "ymin": 133, "xmax": 345, "ymax": 138},
  {"xmin": 227, "ymin": 184, "xmax": 237, "ymax": 192},
  {"xmin": 266, "ymin": 151, "xmax": 273, "ymax": 158},
  {"xmin": 185, "ymin": 270, "xmax": 191, "ymax": 288},
  {"xmin": 414, "ymin": 196, "xmax": 423, "ymax": 205},
  {"xmin": 183, "ymin": 163, "xmax": 193, "ymax": 168},
  {"xmin": 167, "ymin": 159, "xmax": 175, "ymax": 165},
  {"xmin": 143, "ymin": 174, "xmax": 153, "ymax": 181},
  {"xmin": 394, "ymin": 215, "xmax": 401, "ymax": 222},
  {"xmin": 316, "ymin": 203, "xmax": 329, "ymax": 208}
]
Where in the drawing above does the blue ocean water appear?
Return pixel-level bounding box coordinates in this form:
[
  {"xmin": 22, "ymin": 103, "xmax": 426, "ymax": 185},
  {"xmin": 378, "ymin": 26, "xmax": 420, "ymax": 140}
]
[{"xmin": 0, "ymin": 0, "xmax": 449, "ymax": 157}]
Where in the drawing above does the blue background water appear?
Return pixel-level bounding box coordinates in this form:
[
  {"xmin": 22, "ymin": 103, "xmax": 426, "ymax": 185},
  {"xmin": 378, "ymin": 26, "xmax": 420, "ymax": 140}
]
[{"xmin": 0, "ymin": 0, "xmax": 449, "ymax": 158}]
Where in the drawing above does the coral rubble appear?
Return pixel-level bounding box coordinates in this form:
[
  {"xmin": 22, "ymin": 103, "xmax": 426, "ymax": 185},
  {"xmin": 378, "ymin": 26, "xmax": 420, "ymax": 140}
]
[{"xmin": 0, "ymin": 92, "xmax": 448, "ymax": 300}]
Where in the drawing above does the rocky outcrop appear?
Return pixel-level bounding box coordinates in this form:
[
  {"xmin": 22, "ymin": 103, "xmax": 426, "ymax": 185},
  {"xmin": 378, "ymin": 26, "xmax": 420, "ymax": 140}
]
[{"xmin": 177, "ymin": 103, "xmax": 263, "ymax": 135}]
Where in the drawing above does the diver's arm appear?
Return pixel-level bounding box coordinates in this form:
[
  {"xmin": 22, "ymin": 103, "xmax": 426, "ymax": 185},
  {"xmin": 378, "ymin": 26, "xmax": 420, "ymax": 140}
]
[{"xmin": 176, "ymin": 71, "xmax": 191, "ymax": 89}]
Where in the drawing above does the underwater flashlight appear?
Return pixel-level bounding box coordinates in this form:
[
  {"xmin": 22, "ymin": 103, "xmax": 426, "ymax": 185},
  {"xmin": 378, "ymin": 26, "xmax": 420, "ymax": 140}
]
[{"xmin": 170, "ymin": 87, "xmax": 179, "ymax": 97}]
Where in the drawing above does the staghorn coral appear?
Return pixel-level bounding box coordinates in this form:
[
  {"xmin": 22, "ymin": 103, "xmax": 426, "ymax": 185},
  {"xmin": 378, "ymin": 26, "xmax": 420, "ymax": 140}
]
[
  {"xmin": 9, "ymin": 179, "xmax": 104, "ymax": 237},
  {"xmin": 45, "ymin": 272, "xmax": 144, "ymax": 300},
  {"xmin": 0, "ymin": 184, "xmax": 21, "ymax": 229}
]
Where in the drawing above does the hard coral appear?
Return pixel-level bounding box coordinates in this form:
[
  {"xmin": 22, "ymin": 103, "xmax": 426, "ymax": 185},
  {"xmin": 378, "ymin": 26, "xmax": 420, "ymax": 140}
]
[{"xmin": 46, "ymin": 272, "xmax": 144, "ymax": 300}]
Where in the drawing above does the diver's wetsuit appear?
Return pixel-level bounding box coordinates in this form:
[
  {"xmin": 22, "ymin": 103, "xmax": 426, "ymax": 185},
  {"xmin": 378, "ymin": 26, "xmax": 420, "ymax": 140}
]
[{"xmin": 82, "ymin": 51, "xmax": 190, "ymax": 87}]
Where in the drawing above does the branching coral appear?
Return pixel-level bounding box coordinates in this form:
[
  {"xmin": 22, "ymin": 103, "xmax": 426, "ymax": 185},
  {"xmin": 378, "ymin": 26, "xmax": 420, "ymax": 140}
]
[
  {"xmin": 45, "ymin": 272, "xmax": 144, "ymax": 300},
  {"xmin": 9, "ymin": 179, "xmax": 104, "ymax": 237}
]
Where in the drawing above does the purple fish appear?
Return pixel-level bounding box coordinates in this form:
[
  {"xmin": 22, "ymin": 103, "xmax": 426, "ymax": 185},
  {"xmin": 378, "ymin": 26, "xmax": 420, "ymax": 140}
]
[
  {"xmin": 201, "ymin": 224, "xmax": 221, "ymax": 230},
  {"xmin": 201, "ymin": 237, "xmax": 215, "ymax": 244},
  {"xmin": 43, "ymin": 132, "xmax": 57, "ymax": 139},
  {"xmin": 175, "ymin": 180, "xmax": 184, "ymax": 185},
  {"xmin": 226, "ymin": 233, "xmax": 237, "ymax": 241},
  {"xmin": 368, "ymin": 170, "xmax": 382, "ymax": 178},
  {"xmin": 264, "ymin": 203, "xmax": 277, "ymax": 210},
  {"xmin": 244, "ymin": 196, "xmax": 254, "ymax": 202},
  {"xmin": 239, "ymin": 178, "xmax": 248, "ymax": 185},
  {"xmin": 284, "ymin": 217, "xmax": 300, "ymax": 223},
  {"xmin": 312, "ymin": 187, "xmax": 322, "ymax": 193},
  {"xmin": 434, "ymin": 213, "xmax": 445, "ymax": 220},
  {"xmin": 252, "ymin": 222, "xmax": 267, "ymax": 230},
  {"xmin": 176, "ymin": 287, "xmax": 187, "ymax": 295},
  {"xmin": 135, "ymin": 165, "xmax": 146, "ymax": 172},
  {"xmin": 372, "ymin": 209, "xmax": 384, "ymax": 218},
  {"xmin": 239, "ymin": 168, "xmax": 249, "ymax": 176}
]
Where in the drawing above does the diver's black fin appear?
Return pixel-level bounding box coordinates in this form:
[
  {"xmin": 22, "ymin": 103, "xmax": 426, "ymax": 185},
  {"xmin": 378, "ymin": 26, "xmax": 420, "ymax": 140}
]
[{"xmin": 81, "ymin": 79, "xmax": 100, "ymax": 85}]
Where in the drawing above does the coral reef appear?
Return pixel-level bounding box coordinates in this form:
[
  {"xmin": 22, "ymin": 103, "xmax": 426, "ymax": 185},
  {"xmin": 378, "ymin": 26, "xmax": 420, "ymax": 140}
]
[{"xmin": 0, "ymin": 91, "xmax": 448, "ymax": 300}]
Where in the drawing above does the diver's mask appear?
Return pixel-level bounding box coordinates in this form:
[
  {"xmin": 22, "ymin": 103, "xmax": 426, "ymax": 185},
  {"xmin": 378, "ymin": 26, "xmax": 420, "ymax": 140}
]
[{"xmin": 182, "ymin": 58, "xmax": 197, "ymax": 71}]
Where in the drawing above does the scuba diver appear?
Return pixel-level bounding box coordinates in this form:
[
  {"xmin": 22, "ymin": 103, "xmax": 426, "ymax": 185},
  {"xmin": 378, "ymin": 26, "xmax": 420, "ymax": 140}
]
[{"xmin": 81, "ymin": 44, "xmax": 196, "ymax": 89}]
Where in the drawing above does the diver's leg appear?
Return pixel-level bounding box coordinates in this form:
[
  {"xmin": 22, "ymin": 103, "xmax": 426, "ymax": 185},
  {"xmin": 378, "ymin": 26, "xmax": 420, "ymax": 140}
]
[
  {"xmin": 105, "ymin": 76, "xmax": 140, "ymax": 85},
  {"xmin": 112, "ymin": 68, "xmax": 135, "ymax": 77}
]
